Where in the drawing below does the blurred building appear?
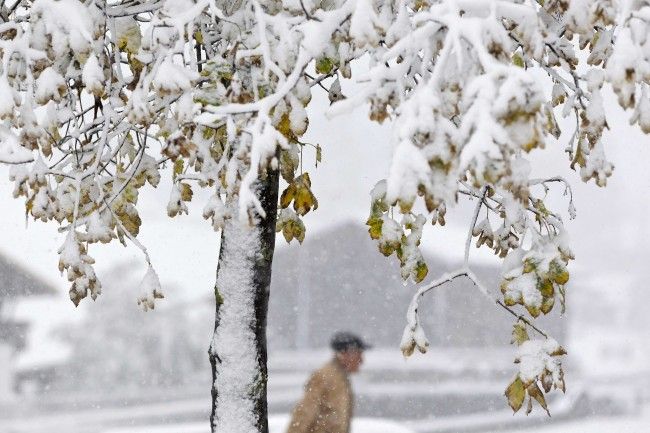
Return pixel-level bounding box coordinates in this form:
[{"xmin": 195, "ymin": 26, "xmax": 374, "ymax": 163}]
[
  {"xmin": 569, "ymin": 274, "xmax": 650, "ymax": 378},
  {"xmin": 10, "ymin": 262, "xmax": 209, "ymax": 394},
  {"xmin": 0, "ymin": 253, "xmax": 55, "ymax": 400},
  {"xmin": 268, "ymin": 222, "xmax": 567, "ymax": 351}
]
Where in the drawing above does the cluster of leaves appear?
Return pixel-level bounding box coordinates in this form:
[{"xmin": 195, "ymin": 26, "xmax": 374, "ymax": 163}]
[
  {"xmin": 136, "ymin": 266, "xmax": 165, "ymax": 312},
  {"xmin": 276, "ymin": 207, "xmax": 307, "ymax": 244},
  {"xmin": 471, "ymin": 214, "xmax": 519, "ymax": 259},
  {"xmin": 399, "ymin": 319, "xmax": 430, "ymax": 357},
  {"xmin": 281, "ymin": 172, "xmax": 318, "ymax": 216},
  {"xmin": 501, "ymin": 236, "xmax": 573, "ymax": 318},
  {"xmin": 366, "ymin": 180, "xmax": 429, "ymax": 282},
  {"xmin": 276, "ymin": 172, "xmax": 318, "ymax": 243},
  {"xmin": 506, "ymin": 321, "xmax": 567, "ymax": 415}
]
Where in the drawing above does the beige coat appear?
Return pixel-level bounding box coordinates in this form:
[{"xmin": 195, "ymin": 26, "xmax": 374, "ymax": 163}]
[{"xmin": 286, "ymin": 359, "xmax": 353, "ymax": 433}]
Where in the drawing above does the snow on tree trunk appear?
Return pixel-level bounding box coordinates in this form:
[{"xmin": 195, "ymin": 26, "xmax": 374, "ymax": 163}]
[{"xmin": 209, "ymin": 169, "xmax": 278, "ymax": 433}]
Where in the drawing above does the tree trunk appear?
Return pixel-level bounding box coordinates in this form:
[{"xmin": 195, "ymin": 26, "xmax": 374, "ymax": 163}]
[{"xmin": 209, "ymin": 169, "xmax": 279, "ymax": 433}]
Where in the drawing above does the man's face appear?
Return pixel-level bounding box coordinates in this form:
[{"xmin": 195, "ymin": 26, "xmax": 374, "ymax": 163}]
[{"xmin": 337, "ymin": 349, "xmax": 364, "ymax": 373}]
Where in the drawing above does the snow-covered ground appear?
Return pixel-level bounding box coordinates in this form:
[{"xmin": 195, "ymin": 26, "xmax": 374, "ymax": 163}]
[
  {"xmin": 19, "ymin": 407, "xmax": 650, "ymax": 433},
  {"xmin": 500, "ymin": 407, "xmax": 650, "ymax": 433},
  {"xmin": 101, "ymin": 415, "xmax": 415, "ymax": 433},
  {"xmin": 82, "ymin": 406, "xmax": 650, "ymax": 433}
]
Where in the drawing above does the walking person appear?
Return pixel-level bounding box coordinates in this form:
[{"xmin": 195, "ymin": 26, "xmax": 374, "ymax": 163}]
[{"xmin": 286, "ymin": 331, "xmax": 371, "ymax": 433}]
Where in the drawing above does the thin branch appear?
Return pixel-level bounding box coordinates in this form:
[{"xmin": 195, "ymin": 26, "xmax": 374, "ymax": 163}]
[
  {"xmin": 304, "ymin": 72, "xmax": 335, "ymax": 92},
  {"xmin": 529, "ymin": 176, "xmax": 574, "ymax": 201},
  {"xmin": 106, "ymin": 1, "xmax": 163, "ymax": 17},
  {"xmin": 299, "ymin": 0, "xmax": 321, "ymax": 21},
  {"xmin": 406, "ymin": 265, "xmax": 551, "ymax": 341},
  {"xmin": 496, "ymin": 300, "xmax": 549, "ymax": 338},
  {"xmin": 458, "ymin": 188, "xmax": 498, "ymax": 212},
  {"xmin": 464, "ymin": 186, "xmax": 487, "ymax": 266},
  {"xmin": 0, "ymin": 157, "xmax": 33, "ymax": 164},
  {"xmin": 406, "ymin": 268, "xmax": 470, "ymax": 328},
  {"xmin": 7, "ymin": 0, "xmax": 23, "ymax": 15},
  {"xmin": 461, "ymin": 269, "xmax": 550, "ymax": 338}
]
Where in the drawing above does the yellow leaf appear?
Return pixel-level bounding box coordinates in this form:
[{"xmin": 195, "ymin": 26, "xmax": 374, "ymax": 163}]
[
  {"xmin": 123, "ymin": 184, "xmax": 138, "ymax": 204},
  {"xmin": 315, "ymin": 57, "xmax": 334, "ymax": 75},
  {"xmin": 525, "ymin": 304, "xmax": 541, "ymax": 318},
  {"xmin": 293, "ymin": 184, "xmax": 317, "ymax": 216},
  {"xmin": 414, "ymin": 0, "xmax": 429, "ymax": 11},
  {"xmin": 173, "ymin": 159, "xmax": 184, "ymax": 180},
  {"xmin": 539, "ymin": 279, "xmax": 554, "ymax": 297},
  {"xmin": 292, "ymin": 220, "xmax": 306, "ymax": 243},
  {"xmin": 280, "ymin": 149, "xmax": 297, "ymax": 183},
  {"xmin": 527, "ymin": 383, "xmax": 550, "ymax": 416},
  {"xmin": 282, "ymin": 222, "xmax": 293, "ymax": 243},
  {"xmin": 541, "ymin": 295, "xmax": 554, "ymax": 314},
  {"xmin": 180, "ymin": 183, "xmax": 193, "ymax": 202},
  {"xmin": 544, "ymin": 105, "xmax": 561, "ymax": 139},
  {"xmin": 541, "ymin": 371, "xmax": 553, "ymax": 393},
  {"xmin": 414, "ymin": 261, "xmax": 428, "ymax": 283},
  {"xmin": 366, "ymin": 216, "xmax": 383, "ymax": 240},
  {"xmin": 25, "ymin": 196, "xmax": 34, "ymax": 216},
  {"xmin": 277, "ymin": 113, "xmax": 294, "ymax": 140},
  {"xmin": 511, "ymin": 321, "xmax": 529, "ymax": 346},
  {"xmin": 280, "ymin": 184, "xmax": 296, "ymax": 209},
  {"xmin": 378, "ymin": 241, "xmax": 397, "ymax": 257},
  {"xmin": 297, "ymin": 172, "xmax": 312, "ymax": 188},
  {"xmin": 119, "ymin": 211, "xmax": 141, "ymax": 236},
  {"xmin": 554, "ymin": 270, "xmax": 569, "ymax": 285},
  {"xmin": 550, "ymin": 345, "xmax": 567, "ymax": 357},
  {"xmin": 505, "ymin": 377, "xmax": 526, "ymax": 413},
  {"xmin": 398, "ymin": 198, "xmax": 413, "ymax": 214}
]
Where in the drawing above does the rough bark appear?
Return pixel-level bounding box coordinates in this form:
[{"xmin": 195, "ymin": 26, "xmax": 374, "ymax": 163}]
[{"xmin": 209, "ymin": 168, "xmax": 279, "ymax": 433}]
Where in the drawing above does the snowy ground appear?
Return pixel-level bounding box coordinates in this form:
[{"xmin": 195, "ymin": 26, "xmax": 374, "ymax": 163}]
[
  {"xmin": 500, "ymin": 406, "xmax": 650, "ymax": 433},
  {"xmin": 2, "ymin": 397, "xmax": 647, "ymax": 433},
  {"xmin": 7, "ymin": 408, "xmax": 647, "ymax": 433},
  {"xmin": 4, "ymin": 407, "xmax": 648, "ymax": 433},
  {"xmin": 101, "ymin": 415, "xmax": 415, "ymax": 433}
]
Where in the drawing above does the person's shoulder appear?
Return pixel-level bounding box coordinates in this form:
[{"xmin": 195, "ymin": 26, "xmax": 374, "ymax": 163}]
[
  {"xmin": 304, "ymin": 362, "xmax": 331, "ymax": 390},
  {"xmin": 313, "ymin": 360, "xmax": 344, "ymax": 381},
  {"xmin": 311, "ymin": 361, "xmax": 331, "ymax": 378}
]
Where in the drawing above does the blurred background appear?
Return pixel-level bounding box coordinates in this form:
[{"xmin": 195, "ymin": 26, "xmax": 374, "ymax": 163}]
[{"xmin": 1, "ymin": 72, "xmax": 649, "ymax": 433}]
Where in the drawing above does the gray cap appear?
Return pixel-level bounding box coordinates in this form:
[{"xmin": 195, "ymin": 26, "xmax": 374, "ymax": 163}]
[{"xmin": 330, "ymin": 331, "xmax": 372, "ymax": 352}]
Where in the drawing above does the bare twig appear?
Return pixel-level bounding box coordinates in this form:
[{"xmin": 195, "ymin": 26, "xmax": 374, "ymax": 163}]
[
  {"xmin": 299, "ymin": 0, "xmax": 321, "ymax": 21},
  {"xmin": 496, "ymin": 300, "xmax": 549, "ymax": 338}
]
